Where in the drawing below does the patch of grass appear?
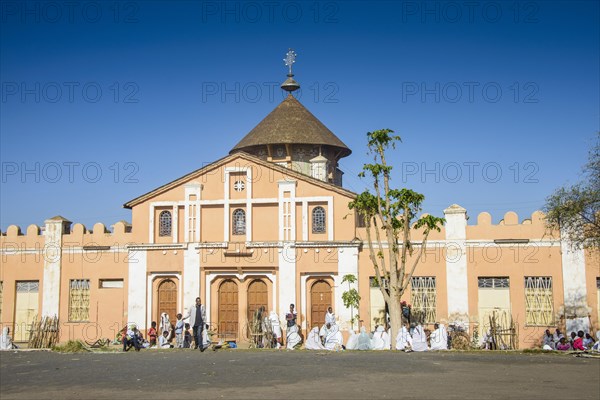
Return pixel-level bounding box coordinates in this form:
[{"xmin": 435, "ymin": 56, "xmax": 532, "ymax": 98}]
[{"xmin": 52, "ymin": 340, "xmax": 90, "ymax": 353}]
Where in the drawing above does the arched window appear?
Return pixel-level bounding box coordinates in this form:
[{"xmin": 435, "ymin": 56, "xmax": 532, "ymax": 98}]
[
  {"xmin": 312, "ymin": 206, "xmax": 326, "ymax": 234},
  {"xmin": 232, "ymin": 209, "xmax": 246, "ymax": 235},
  {"xmin": 159, "ymin": 210, "xmax": 172, "ymax": 237}
]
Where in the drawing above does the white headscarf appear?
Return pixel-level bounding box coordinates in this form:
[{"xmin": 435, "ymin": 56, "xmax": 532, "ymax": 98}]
[
  {"xmin": 411, "ymin": 324, "xmax": 429, "ymax": 352},
  {"xmin": 325, "ymin": 324, "xmax": 343, "ymax": 350},
  {"xmin": 396, "ymin": 326, "xmax": 413, "ymax": 350},
  {"xmin": 286, "ymin": 325, "xmax": 302, "ymax": 350},
  {"xmin": 346, "ymin": 329, "xmax": 359, "ymax": 350},
  {"xmin": 0, "ymin": 327, "xmax": 13, "ymax": 350},
  {"xmin": 357, "ymin": 326, "xmax": 373, "ymax": 350},
  {"xmin": 325, "ymin": 311, "xmax": 336, "ymax": 325},
  {"xmin": 306, "ymin": 327, "xmax": 325, "ymax": 350},
  {"xmin": 430, "ymin": 324, "xmax": 448, "ymax": 350}
]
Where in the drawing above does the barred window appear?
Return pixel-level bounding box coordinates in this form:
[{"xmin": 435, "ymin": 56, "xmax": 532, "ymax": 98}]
[
  {"xmin": 411, "ymin": 277, "xmax": 437, "ymax": 323},
  {"xmin": 478, "ymin": 277, "xmax": 510, "ymax": 288},
  {"xmin": 524, "ymin": 277, "xmax": 554, "ymax": 326},
  {"xmin": 16, "ymin": 281, "xmax": 39, "ymax": 292},
  {"xmin": 69, "ymin": 280, "xmax": 90, "ymax": 322},
  {"xmin": 232, "ymin": 208, "xmax": 246, "ymax": 235},
  {"xmin": 370, "ymin": 276, "xmax": 389, "ymax": 289},
  {"xmin": 159, "ymin": 210, "xmax": 172, "ymax": 237},
  {"xmin": 312, "ymin": 206, "xmax": 326, "ymax": 234}
]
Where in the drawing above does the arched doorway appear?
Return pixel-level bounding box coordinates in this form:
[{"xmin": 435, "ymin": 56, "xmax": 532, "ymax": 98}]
[
  {"xmin": 157, "ymin": 279, "xmax": 177, "ymax": 325},
  {"xmin": 311, "ymin": 280, "xmax": 332, "ymax": 329},
  {"xmin": 218, "ymin": 279, "xmax": 239, "ymax": 338},
  {"xmin": 247, "ymin": 280, "xmax": 268, "ymax": 322}
]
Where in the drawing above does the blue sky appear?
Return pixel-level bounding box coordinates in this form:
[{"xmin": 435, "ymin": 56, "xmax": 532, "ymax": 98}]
[{"xmin": 1, "ymin": 0, "xmax": 598, "ymax": 230}]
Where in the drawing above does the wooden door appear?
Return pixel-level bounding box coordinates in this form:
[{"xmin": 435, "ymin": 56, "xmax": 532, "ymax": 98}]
[
  {"xmin": 218, "ymin": 280, "xmax": 238, "ymax": 337},
  {"xmin": 157, "ymin": 279, "xmax": 177, "ymax": 325},
  {"xmin": 14, "ymin": 281, "xmax": 39, "ymax": 342},
  {"xmin": 247, "ymin": 280, "xmax": 268, "ymax": 322},
  {"xmin": 311, "ymin": 280, "xmax": 331, "ymax": 329}
]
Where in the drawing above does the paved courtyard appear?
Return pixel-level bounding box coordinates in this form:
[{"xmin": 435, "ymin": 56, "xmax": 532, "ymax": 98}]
[{"xmin": 1, "ymin": 350, "xmax": 598, "ymax": 399}]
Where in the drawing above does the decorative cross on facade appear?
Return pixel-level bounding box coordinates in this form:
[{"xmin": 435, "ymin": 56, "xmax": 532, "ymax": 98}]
[{"xmin": 284, "ymin": 49, "xmax": 297, "ymax": 75}]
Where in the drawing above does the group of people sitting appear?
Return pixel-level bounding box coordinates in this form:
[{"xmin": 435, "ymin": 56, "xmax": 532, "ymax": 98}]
[
  {"xmin": 541, "ymin": 328, "xmax": 600, "ymax": 351},
  {"xmin": 257, "ymin": 304, "xmax": 449, "ymax": 352}
]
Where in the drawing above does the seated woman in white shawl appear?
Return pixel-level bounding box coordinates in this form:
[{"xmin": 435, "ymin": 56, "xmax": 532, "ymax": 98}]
[
  {"xmin": 319, "ymin": 322, "xmax": 331, "ymax": 345},
  {"xmin": 286, "ymin": 325, "xmax": 302, "ymax": 350},
  {"xmin": 346, "ymin": 328, "xmax": 359, "ymax": 350},
  {"xmin": 324, "ymin": 324, "xmax": 344, "ymax": 351},
  {"xmin": 429, "ymin": 323, "xmax": 448, "ymax": 350},
  {"xmin": 306, "ymin": 327, "xmax": 326, "ymax": 350},
  {"xmin": 372, "ymin": 325, "xmax": 390, "ymax": 350},
  {"xmin": 0, "ymin": 327, "xmax": 17, "ymax": 350},
  {"xmin": 356, "ymin": 326, "xmax": 373, "ymax": 350},
  {"xmin": 396, "ymin": 324, "xmax": 413, "ymax": 351},
  {"xmin": 411, "ymin": 324, "xmax": 429, "ymax": 352}
]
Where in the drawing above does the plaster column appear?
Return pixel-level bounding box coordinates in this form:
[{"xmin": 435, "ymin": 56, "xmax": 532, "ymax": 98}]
[
  {"xmin": 127, "ymin": 248, "xmax": 147, "ymax": 327},
  {"xmin": 560, "ymin": 230, "xmax": 589, "ymax": 333},
  {"xmin": 42, "ymin": 216, "xmax": 70, "ymax": 317},
  {"xmin": 444, "ymin": 204, "xmax": 469, "ymax": 328}
]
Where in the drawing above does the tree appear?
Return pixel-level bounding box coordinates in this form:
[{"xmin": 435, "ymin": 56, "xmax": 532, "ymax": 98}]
[
  {"xmin": 349, "ymin": 129, "xmax": 445, "ymax": 342},
  {"xmin": 544, "ymin": 133, "xmax": 600, "ymax": 249},
  {"xmin": 341, "ymin": 274, "xmax": 360, "ymax": 330}
]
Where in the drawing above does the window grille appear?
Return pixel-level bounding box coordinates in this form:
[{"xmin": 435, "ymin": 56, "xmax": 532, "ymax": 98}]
[
  {"xmin": 524, "ymin": 277, "xmax": 554, "ymax": 326},
  {"xmin": 478, "ymin": 277, "xmax": 510, "ymax": 288},
  {"xmin": 411, "ymin": 277, "xmax": 437, "ymax": 323},
  {"xmin": 312, "ymin": 206, "xmax": 326, "ymax": 234},
  {"xmin": 369, "ymin": 277, "xmax": 389, "ymax": 289},
  {"xmin": 69, "ymin": 279, "xmax": 90, "ymax": 322},
  {"xmin": 356, "ymin": 213, "xmax": 367, "ymax": 228},
  {"xmin": 232, "ymin": 209, "xmax": 246, "ymax": 235},
  {"xmin": 16, "ymin": 281, "xmax": 39, "ymax": 292},
  {"xmin": 159, "ymin": 210, "xmax": 172, "ymax": 237}
]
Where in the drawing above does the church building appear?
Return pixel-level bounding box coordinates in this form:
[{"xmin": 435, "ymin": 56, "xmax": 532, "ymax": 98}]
[{"xmin": 1, "ymin": 53, "xmax": 598, "ymax": 348}]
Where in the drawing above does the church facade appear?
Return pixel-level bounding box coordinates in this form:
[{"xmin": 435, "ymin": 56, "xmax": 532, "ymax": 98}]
[{"xmin": 1, "ymin": 72, "xmax": 598, "ymax": 349}]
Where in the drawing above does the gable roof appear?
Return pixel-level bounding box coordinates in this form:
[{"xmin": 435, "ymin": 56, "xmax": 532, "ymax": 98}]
[
  {"xmin": 123, "ymin": 152, "xmax": 356, "ymax": 209},
  {"xmin": 230, "ymin": 94, "xmax": 351, "ymax": 157}
]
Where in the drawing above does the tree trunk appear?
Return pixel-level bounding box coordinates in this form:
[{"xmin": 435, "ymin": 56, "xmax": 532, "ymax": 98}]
[{"xmin": 387, "ymin": 294, "xmax": 403, "ymax": 348}]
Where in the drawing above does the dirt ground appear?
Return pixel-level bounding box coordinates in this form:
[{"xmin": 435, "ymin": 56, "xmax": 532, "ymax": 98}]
[{"xmin": 1, "ymin": 349, "xmax": 598, "ymax": 399}]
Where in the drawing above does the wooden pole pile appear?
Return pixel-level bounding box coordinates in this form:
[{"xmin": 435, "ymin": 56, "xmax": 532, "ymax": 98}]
[
  {"xmin": 488, "ymin": 311, "xmax": 518, "ymax": 350},
  {"xmin": 27, "ymin": 316, "xmax": 60, "ymax": 348}
]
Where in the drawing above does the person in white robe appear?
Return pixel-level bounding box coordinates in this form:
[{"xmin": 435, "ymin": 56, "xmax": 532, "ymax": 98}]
[
  {"xmin": 325, "ymin": 324, "xmax": 344, "ymax": 350},
  {"xmin": 269, "ymin": 311, "xmax": 282, "ymax": 348},
  {"xmin": 306, "ymin": 327, "xmax": 326, "ymax": 350},
  {"xmin": 319, "ymin": 322, "xmax": 331, "ymax": 345},
  {"xmin": 325, "ymin": 307, "xmax": 336, "ymax": 325},
  {"xmin": 430, "ymin": 323, "xmax": 448, "ymax": 350},
  {"xmin": 357, "ymin": 326, "xmax": 373, "ymax": 350},
  {"xmin": 372, "ymin": 325, "xmax": 390, "ymax": 350},
  {"xmin": 346, "ymin": 328, "xmax": 359, "ymax": 350},
  {"xmin": 411, "ymin": 324, "xmax": 429, "ymax": 352},
  {"xmin": 286, "ymin": 325, "xmax": 302, "ymax": 350},
  {"xmin": 160, "ymin": 313, "xmax": 172, "ymax": 340},
  {"xmin": 0, "ymin": 327, "xmax": 16, "ymax": 350},
  {"xmin": 396, "ymin": 325, "xmax": 413, "ymax": 351}
]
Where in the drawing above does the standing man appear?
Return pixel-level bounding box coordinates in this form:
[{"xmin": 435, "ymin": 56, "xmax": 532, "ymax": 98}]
[
  {"xmin": 285, "ymin": 303, "xmax": 297, "ymax": 346},
  {"xmin": 184, "ymin": 297, "xmax": 207, "ymax": 351}
]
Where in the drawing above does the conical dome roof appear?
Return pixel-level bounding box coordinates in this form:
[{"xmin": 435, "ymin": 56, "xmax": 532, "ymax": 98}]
[{"xmin": 230, "ymin": 94, "xmax": 351, "ymax": 158}]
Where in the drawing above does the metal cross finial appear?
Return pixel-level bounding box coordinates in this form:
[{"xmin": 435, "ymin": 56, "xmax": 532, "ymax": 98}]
[{"xmin": 284, "ymin": 48, "xmax": 297, "ymax": 76}]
